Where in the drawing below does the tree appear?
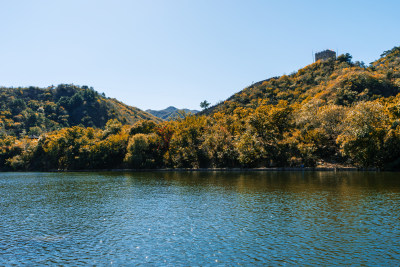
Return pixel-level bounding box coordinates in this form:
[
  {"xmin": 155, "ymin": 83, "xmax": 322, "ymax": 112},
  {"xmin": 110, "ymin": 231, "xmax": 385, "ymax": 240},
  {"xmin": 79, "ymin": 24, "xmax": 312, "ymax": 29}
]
[
  {"xmin": 337, "ymin": 53, "xmax": 353, "ymax": 64},
  {"xmin": 247, "ymin": 101, "xmax": 295, "ymax": 166},
  {"xmin": 103, "ymin": 119, "xmax": 122, "ymax": 137},
  {"xmin": 200, "ymin": 100, "xmax": 210, "ymax": 110},
  {"xmin": 124, "ymin": 133, "xmax": 161, "ymax": 168},
  {"xmin": 336, "ymin": 101, "xmax": 389, "ymax": 167}
]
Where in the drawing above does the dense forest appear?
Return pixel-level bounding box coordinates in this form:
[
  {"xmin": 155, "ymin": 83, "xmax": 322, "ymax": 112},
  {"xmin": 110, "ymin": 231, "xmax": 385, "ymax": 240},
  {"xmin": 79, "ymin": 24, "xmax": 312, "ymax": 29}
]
[
  {"xmin": 1, "ymin": 46, "xmax": 400, "ymax": 171},
  {"xmin": 0, "ymin": 84, "xmax": 161, "ymax": 137}
]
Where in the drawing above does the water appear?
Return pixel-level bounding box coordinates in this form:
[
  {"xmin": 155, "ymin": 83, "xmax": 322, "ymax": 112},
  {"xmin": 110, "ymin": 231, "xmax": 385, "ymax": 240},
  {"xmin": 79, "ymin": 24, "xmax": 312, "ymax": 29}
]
[{"xmin": 0, "ymin": 171, "xmax": 400, "ymax": 265}]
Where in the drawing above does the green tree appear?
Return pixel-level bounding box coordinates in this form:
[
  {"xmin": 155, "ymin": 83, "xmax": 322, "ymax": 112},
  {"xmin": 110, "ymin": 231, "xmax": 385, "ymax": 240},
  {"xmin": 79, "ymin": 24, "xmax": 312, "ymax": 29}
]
[
  {"xmin": 124, "ymin": 133, "xmax": 161, "ymax": 168},
  {"xmin": 200, "ymin": 100, "xmax": 210, "ymax": 110}
]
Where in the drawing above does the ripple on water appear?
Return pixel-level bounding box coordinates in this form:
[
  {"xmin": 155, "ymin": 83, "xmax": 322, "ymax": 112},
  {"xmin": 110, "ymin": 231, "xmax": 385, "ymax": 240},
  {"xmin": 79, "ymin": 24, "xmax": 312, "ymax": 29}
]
[{"xmin": 0, "ymin": 171, "xmax": 400, "ymax": 265}]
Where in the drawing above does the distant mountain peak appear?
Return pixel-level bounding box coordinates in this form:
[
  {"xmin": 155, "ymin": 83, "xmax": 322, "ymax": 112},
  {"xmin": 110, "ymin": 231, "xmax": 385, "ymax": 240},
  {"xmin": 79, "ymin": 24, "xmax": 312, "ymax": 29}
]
[
  {"xmin": 146, "ymin": 106, "xmax": 199, "ymax": 120},
  {"xmin": 164, "ymin": 106, "xmax": 178, "ymax": 112}
]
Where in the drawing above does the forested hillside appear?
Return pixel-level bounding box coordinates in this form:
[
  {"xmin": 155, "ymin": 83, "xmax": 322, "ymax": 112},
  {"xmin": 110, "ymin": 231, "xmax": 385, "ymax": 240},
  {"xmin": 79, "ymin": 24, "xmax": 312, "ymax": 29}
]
[
  {"xmin": 0, "ymin": 84, "xmax": 161, "ymax": 137},
  {"xmin": 1, "ymin": 46, "xmax": 400, "ymax": 171},
  {"xmin": 205, "ymin": 49, "xmax": 400, "ymax": 114}
]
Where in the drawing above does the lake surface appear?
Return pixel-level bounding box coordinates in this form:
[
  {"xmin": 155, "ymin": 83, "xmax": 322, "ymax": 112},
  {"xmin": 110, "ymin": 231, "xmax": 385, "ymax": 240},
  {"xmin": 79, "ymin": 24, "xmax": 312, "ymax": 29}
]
[{"xmin": 1, "ymin": 171, "xmax": 400, "ymax": 265}]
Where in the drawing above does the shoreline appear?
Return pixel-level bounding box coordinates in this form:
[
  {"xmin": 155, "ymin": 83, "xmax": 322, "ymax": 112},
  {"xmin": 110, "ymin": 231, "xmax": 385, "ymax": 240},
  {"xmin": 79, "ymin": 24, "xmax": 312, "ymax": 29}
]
[{"xmin": 17, "ymin": 166, "xmax": 380, "ymax": 172}]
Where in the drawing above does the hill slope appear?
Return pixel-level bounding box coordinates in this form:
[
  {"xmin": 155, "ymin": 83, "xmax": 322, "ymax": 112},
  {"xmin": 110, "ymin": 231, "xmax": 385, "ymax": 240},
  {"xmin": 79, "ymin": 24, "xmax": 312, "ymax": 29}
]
[
  {"xmin": 2, "ymin": 47, "xmax": 400, "ymax": 171},
  {"xmin": 204, "ymin": 49, "xmax": 400, "ymax": 115},
  {"xmin": 0, "ymin": 84, "xmax": 161, "ymax": 136},
  {"xmin": 146, "ymin": 106, "xmax": 199, "ymax": 120}
]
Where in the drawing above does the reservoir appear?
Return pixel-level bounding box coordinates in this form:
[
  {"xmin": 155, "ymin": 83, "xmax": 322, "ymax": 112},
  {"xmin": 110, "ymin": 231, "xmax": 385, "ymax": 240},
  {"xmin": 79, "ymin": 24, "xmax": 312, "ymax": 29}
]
[{"xmin": 1, "ymin": 171, "xmax": 399, "ymax": 265}]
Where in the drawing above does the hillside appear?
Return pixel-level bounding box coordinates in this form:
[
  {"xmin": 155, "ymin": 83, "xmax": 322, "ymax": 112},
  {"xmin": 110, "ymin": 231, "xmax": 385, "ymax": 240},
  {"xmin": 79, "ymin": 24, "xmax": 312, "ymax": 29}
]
[
  {"xmin": 146, "ymin": 106, "xmax": 199, "ymax": 120},
  {"xmin": 0, "ymin": 84, "xmax": 161, "ymax": 137},
  {"xmin": 2, "ymin": 46, "xmax": 400, "ymax": 171},
  {"xmin": 204, "ymin": 49, "xmax": 400, "ymax": 115}
]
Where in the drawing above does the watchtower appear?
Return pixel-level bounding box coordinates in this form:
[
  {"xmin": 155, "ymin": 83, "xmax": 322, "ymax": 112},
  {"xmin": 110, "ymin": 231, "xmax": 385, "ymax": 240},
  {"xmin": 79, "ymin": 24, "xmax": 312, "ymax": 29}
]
[{"xmin": 315, "ymin": 49, "xmax": 336, "ymax": 62}]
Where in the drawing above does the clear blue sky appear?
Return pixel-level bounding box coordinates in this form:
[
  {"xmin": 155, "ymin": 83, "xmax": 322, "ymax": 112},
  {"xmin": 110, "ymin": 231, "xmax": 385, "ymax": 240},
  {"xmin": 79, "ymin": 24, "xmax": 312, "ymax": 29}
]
[{"xmin": 0, "ymin": 0, "xmax": 399, "ymax": 110}]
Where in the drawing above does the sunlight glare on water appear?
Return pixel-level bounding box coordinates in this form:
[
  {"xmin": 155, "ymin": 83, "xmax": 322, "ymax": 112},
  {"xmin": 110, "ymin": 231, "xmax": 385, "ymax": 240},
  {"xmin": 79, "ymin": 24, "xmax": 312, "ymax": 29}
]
[{"xmin": 0, "ymin": 171, "xmax": 400, "ymax": 265}]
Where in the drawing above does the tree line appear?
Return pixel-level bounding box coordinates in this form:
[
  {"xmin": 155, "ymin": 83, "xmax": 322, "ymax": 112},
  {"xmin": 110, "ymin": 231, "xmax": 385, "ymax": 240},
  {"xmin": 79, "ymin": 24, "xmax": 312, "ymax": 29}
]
[
  {"xmin": 2, "ymin": 95, "xmax": 400, "ymax": 171},
  {"xmin": 1, "ymin": 46, "xmax": 400, "ymax": 170}
]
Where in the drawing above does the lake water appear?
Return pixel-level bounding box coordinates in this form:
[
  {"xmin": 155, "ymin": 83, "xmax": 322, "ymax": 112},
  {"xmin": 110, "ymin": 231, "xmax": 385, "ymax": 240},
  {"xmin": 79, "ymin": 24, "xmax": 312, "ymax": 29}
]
[{"xmin": 0, "ymin": 171, "xmax": 400, "ymax": 265}]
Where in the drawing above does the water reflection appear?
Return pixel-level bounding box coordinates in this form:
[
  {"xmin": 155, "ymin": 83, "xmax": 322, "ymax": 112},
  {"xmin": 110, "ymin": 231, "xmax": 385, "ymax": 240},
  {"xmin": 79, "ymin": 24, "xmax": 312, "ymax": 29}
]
[{"xmin": 0, "ymin": 171, "xmax": 399, "ymax": 265}]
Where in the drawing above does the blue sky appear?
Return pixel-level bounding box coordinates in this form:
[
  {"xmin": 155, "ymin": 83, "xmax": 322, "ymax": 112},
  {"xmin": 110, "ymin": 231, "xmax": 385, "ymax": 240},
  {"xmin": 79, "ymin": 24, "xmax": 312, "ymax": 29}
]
[{"xmin": 0, "ymin": 0, "xmax": 399, "ymax": 110}]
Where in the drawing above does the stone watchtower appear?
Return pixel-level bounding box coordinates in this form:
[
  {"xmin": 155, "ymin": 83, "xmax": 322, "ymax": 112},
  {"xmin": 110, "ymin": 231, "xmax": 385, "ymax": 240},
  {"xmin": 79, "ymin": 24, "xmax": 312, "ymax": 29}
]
[{"xmin": 315, "ymin": 49, "xmax": 336, "ymax": 62}]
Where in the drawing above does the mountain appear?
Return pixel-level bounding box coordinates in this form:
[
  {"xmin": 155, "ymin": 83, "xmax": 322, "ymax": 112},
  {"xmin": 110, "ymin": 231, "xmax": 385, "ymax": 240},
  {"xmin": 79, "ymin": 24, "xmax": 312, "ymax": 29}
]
[
  {"xmin": 146, "ymin": 106, "xmax": 199, "ymax": 120},
  {"xmin": 0, "ymin": 84, "xmax": 162, "ymax": 137},
  {"xmin": 203, "ymin": 49, "xmax": 400, "ymax": 115}
]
